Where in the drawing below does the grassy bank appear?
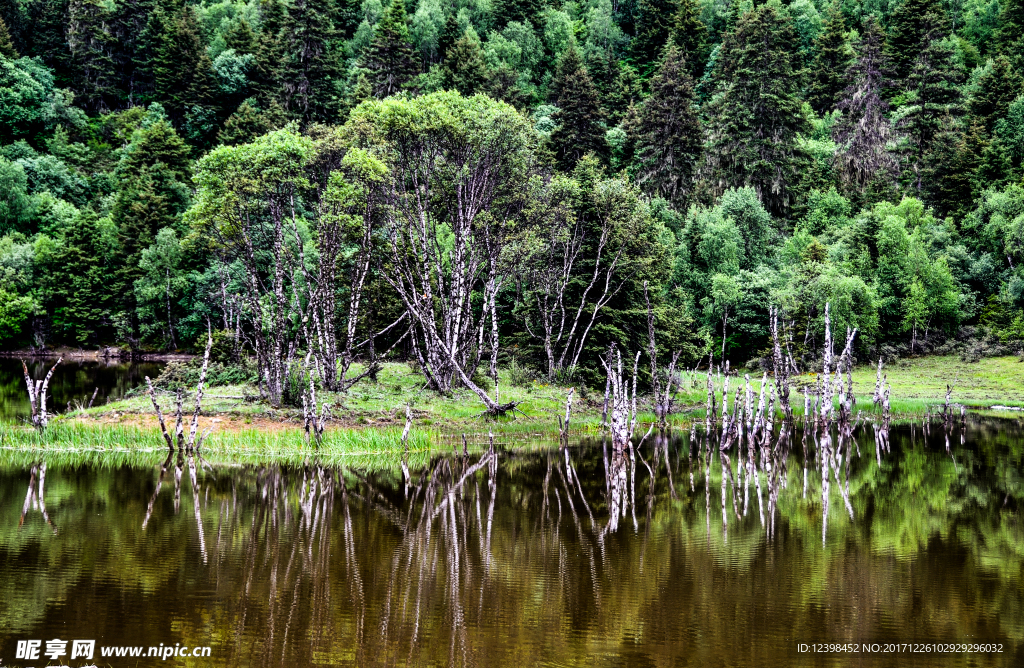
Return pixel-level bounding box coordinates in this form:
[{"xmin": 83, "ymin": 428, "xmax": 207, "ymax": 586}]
[{"xmin": 4, "ymin": 357, "xmax": 1020, "ymax": 453}]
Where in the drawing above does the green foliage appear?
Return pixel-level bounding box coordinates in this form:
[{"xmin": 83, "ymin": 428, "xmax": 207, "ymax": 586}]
[
  {"xmin": 632, "ymin": 43, "xmax": 701, "ymax": 210},
  {"xmin": 807, "ymin": 2, "xmax": 852, "ymax": 114},
  {"xmin": 549, "ymin": 47, "xmax": 607, "ymax": 171},
  {"xmin": 702, "ymin": 4, "xmax": 808, "ymax": 217},
  {"xmin": 361, "ymin": 0, "xmax": 417, "ymax": 98}
]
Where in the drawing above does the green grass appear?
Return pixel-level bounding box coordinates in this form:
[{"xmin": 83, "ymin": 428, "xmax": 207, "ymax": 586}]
[{"xmin": 6, "ymin": 357, "xmax": 1020, "ymax": 461}]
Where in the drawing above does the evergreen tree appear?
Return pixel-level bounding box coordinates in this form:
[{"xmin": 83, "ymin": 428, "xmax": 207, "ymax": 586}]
[
  {"xmin": 24, "ymin": 0, "xmax": 74, "ymax": 88},
  {"xmin": 834, "ymin": 17, "xmax": 898, "ymax": 196},
  {"xmin": 443, "ymin": 29, "xmax": 489, "ymax": 95},
  {"xmin": 438, "ymin": 12, "xmax": 461, "ymax": 63},
  {"xmin": 362, "ymin": 0, "xmax": 417, "ymax": 97},
  {"xmin": 44, "ymin": 212, "xmax": 114, "ymax": 344},
  {"xmin": 246, "ymin": 1, "xmax": 285, "ymax": 104},
  {"xmin": 550, "ymin": 47, "xmax": 608, "ymax": 170},
  {"xmin": 886, "ymin": 0, "xmax": 946, "ymax": 81},
  {"xmin": 280, "ymin": 0, "xmax": 341, "ymax": 123},
  {"xmin": 219, "ymin": 99, "xmax": 288, "ymax": 145},
  {"xmin": 630, "ymin": 0, "xmax": 679, "ymax": 78},
  {"xmin": 67, "ymin": 0, "xmax": 116, "ymax": 112},
  {"xmin": 110, "ymin": 118, "xmax": 191, "ymax": 302},
  {"xmin": 702, "ymin": 4, "xmax": 808, "ymax": 217},
  {"xmin": 807, "ymin": 2, "xmax": 852, "ymax": 114},
  {"xmin": 968, "ymin": 56, "xmax": 1023, "ymax": 134},
  {"xmin": 491, "ymin": 0, "xmax": 544, "ymax": 30},
  {"xmin": 922, "ymin": 120, "xmax": 985, "ymax": 219},
  {"xmin": 224, "ymin": 18, "xmax": 258, "ymax": 54},
  {"xmin": 0, "ymin": 17, "xmax": 18, "ymax": 59},
  {"xmin": 111, "ymin": 0, "xmax": 159, "ymax": 106},
  {"xmin": 994, "ymin": 0, "xmax": 1024, "ymax": 67},
  {"xmin": 149, "ymin": 6, "xmax": 216, "ymax": 122},
  {"xmin": 669, "ymin": 0, "xmax": 706, "ymax": 79},
  {"xmin": 633, "ymin": 44, "xmax": 702, "ymax": 208},
  {"xmin": 896, "ymin": 16, "xmax": 964, "ymax": 189}
]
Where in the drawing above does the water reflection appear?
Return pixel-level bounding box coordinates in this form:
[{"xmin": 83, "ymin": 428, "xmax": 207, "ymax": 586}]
[
  {"xmin": 1, "ymin": 418, "xmax": 1023, "ymax": 666},
  {"xmin": 0, "ymin": 357, "xmax": 164, "ymax": 422}
]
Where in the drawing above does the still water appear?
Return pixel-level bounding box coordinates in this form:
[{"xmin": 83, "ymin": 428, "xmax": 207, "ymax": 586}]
[
  {"xmin": 1, "ymin": 419, "xmax": 1022, "ymax": 667},
  {"xmin": 0, "ymin": 358, "xmax": 164, "ymax": 423}
]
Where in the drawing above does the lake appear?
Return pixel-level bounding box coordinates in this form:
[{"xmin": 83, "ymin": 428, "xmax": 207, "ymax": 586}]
[
  {"xmin": 0, "ymin": 357, "xmax": 165, "ymax": 423},
  {"xmin": 0, "ymin": 419, "xmax": 1021, "ymax": 667}
]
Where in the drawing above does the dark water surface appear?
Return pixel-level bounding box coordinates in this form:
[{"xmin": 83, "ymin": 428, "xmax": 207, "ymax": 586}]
[
  {"xmin": 1, "ymin": 419, "xmax": 1022, "ymax": 667},
  {"xmin": 0, "ymin": 357, "xmax": 164, "ymax": 422}
]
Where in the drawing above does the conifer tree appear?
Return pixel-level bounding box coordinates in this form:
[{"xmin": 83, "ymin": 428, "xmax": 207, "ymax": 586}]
[
  {"xmin": 630, "ymin": 0, "xmax": 679, "ymax": 78},
  {"xmin": 994, "ymin": 0, "xmax": 1024, "ymax": 66},
  {"xmin": 362, "ymin": 0, "xmax": 417, "ymax": 97},
  {"xmin": 669, "ymin": 0, "xmax": 706, "ymax": 79},
  {"xmin": 923, "ymin": 120, "xmax": 985, "ymax": 219},
  {"xmin": 247, "ymin": 2, "xmax": 285, "ymax": 104},
  {"xmin": 550, "ymin": 47, "xmax": 608, "ymax": 170},
  {"xmin": 807, "ymin": 3, "xmax": 852, "ymax": 114},
  {"xmin": 67, "ymin": 0, "xmax": 116, "ymax": 112},
  {"xmin": 25, "ymin": 0, "xmax": 75, "ymax": 88},
  {"xmin": 634, "ymin": 44, "xmax": 702, "ymax": 208},
  {"xmin": 701, "ymin": 4, "xmax": 807, "ymax": 216},
  {"xmin": 111, "ymin": 0, "xmax": 159, "ymax": 105},
  {"xmin": 443, "ymin": 29, "xmax": 490, "ymax": 95},
  {"xmin": 224, "ymin": 18, "xmax": 258, "ymax": 54},
  {"xmin": 280, "ymin": 0, "xmax": 341, "ymax": 123},
  {"xmin": 219, "ymin": 99, "xmax": 288, "ymax": 145},
  {"xmin": 968, "ymin": 56, "xmax": 1023, "ymax": 134},
  {"xmin": 111, "ymin": 118, "xmax": 191, "ymax": 301},
  {"xmin": 886, "ymin": 0, "xmax": 946, "ymax": 81},
  {"xmin": 45, "ymin": 212, "xmax": 114, "ymax": 344},
  {"xmin": 149, "ymin": 6, "xmax": 216, "ymax": 122},
  {"xmin": 897, "ymin": 16, "xmax": 964, "ymax": 189},
  {"xmin": 491, "ymin": 0, "xmax": 544, "ymax": 30},
  {"xmin": 834, "ymin": 17, "xmax": 898, "ymax": 195},
  {"xmin": 438, "ymin": 12, "xmax": 461, "ymax": 63},
  {"xmin": 0, "ymin": 17, "xmax": 19, "ymax": 59}
]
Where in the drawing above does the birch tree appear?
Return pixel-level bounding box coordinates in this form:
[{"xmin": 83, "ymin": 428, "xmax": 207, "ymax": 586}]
[{"xmin": 344, "ymin": 91, "xmax": 534, "ymax": 413}]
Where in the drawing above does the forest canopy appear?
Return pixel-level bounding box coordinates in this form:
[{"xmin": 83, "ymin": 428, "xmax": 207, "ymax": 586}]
[{"xmin": 2, "ymin": 0, "xmax": 1024, "ymax": 400}]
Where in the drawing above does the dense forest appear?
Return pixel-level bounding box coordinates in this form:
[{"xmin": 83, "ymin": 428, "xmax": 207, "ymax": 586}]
[{"xmin": 1, "ymin": 0, "xmax": 1023, "ymax": 402}]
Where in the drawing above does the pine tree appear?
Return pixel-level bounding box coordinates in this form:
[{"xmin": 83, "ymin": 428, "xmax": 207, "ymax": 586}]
[
  {"xmin": 886, "ymin": 0, "xmax": 947, "ymax": 81},
  {"xmin": 630, "ymin": 0, "xmax": 679, "ymax": 78},
  {"xmin": 224, "ymin": 18, "xmax": 258, "ymax": 54},
  {"xmin": 0, "ymin": 2, "xmax": 24, "ymax": 56},
  {"xmin": 25, "ymin": 0, "xmax": 75, "ymax": 88},
  {"xmin": 0, "ymin": 17, "xmax": 19, "ymax": 59},
  {"xmin": 669, "ymin": 0, "xmax": 706, "ymax": 79},
  {"xmin": 491, "ymin": 0, "xmax": 544, "ymax": 30},
  {"xmin": 437, "ymin": 12, "xmax": 460, "ymax": 63},
  {"xmin": 633, "ymin": 44, "xmax": 702, "ymax": 208},
  {"xmin": 807, "ymin": 3, "xmax": 852, "ymax": 114},
  {"xmin": 834, "ymin": 16, "xmax": 898, "ymax": 196},
  {"xmin": 67, "ymin": 0, "xmax": 116, "ymax": 112},
  {"xmin": 702, "ymin": 4, "xmax": 808, "ymax": 217},
  {"xmin": 968, "ymin": 56, "xmax": 1023, "ymax": 134},
  {"xmin": 45, "ymin": 212, "xmax": 114, "ymax": 344},
  {"xmin": 897, "ymin": 16, "xmax": 964, "ymax": 189},
  {"xmin": 994, "ymin": 0, "xmax": 1024, "ymax": 67},
  {"xmin": 149, "ymin": 6, "xmax": 216, "ymax": 122},
  {"xmin": 219, "ymin": 99, "xmax": 288, "ymax": 145},
  {"xmin": 922, "ymin": 120, "xmax": 985, "ymax": 219},
  {"xmin": 111, "ymin": 118, "xmax": 191, "ymax": 301},
  {"xmin": 247, "ymin": 1, "xmax": 285, "ymax": 104},
  {"xmin": 280, "ymin": 0, "xmax": 341, "ymax": 123},
  {"xmin": 550, "ymin": 47, "xmax": 608, "ymax": 170},
  {"xmin": 362, "ymin": 0, "xmax": 417, "ymax": 97},
  {"xmin": 443, "ymin": 29, "xmax": 489, "ymax": 95},
  {"xmin": 111, "ymin": 0, "xmax": 159, "ymax": 106}
]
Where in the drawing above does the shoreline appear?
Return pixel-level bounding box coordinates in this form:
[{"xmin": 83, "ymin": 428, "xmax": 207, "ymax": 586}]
[{"xmin": 0, "ymin": 348, "xmax": 194, "ymax": 362}]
